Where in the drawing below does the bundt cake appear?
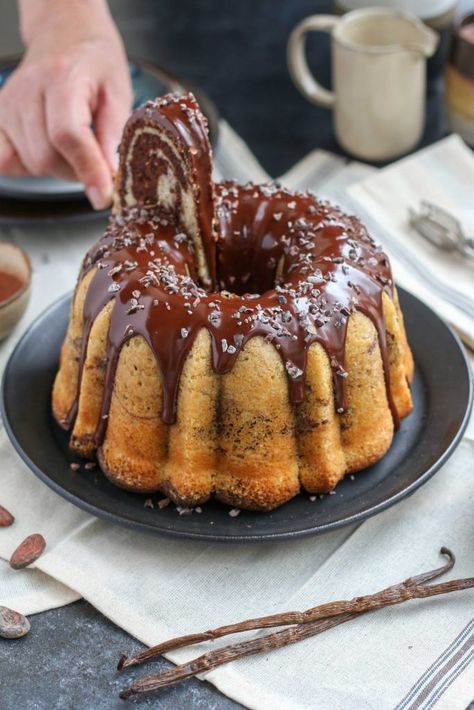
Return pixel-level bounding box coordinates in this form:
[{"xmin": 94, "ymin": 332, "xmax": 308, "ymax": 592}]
[{"xmin": 52, "ymin": 92, "xmax": 414, "ymax": 511}]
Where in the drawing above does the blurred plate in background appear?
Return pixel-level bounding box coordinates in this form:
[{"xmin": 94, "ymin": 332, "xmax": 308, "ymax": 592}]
[{"xmin": 0, "ymin": 58, "xmax": 219, "ymax": 208}]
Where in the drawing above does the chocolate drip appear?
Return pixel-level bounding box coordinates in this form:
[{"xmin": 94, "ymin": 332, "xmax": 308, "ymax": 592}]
[{"xmin": 69, "ymin": 181, "xmax": 398, "ymax": 442}]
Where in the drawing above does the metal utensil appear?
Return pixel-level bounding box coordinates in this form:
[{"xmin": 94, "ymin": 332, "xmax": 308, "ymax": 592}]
[{"xmin": 409, "ymin": 200, "xmax": 474, "ymax": 259}]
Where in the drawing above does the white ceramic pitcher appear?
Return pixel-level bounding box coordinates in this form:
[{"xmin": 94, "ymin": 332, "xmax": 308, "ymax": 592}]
[{"xmin": 287, "ymin": 8, "xmax": 439, "ymax": 161}]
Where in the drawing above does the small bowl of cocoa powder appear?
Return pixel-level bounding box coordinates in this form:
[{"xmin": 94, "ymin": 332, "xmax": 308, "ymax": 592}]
[{"xmin": 0, "ymin": 241, "xmax": 31, "ymax": 340}]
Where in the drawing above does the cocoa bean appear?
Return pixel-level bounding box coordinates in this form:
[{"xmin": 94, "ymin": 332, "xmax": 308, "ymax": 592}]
[
  {"xmin": 0, "ymin": 606, "xmax": 30, "ymax": 638},
  {"xmin": 9, "ymin": 533, "xmax": 46, "ymax": 569},
  {"xmin": 0, "ymin": 505, "xmax": 14, "ymax": 527}
]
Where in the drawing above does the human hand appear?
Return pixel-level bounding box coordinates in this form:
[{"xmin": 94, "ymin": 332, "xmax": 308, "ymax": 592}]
[{"xmin": 0, "ymin": 0, "xmax": 133, "ymax": 209}]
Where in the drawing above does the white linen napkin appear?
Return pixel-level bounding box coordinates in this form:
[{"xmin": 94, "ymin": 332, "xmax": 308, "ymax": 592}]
[
  {"xmin": 0, "ymin": 124, "xmax": 473, "ymax": 710},
  {"xmin": 345, "ymin": 136, "xmax": 474, "ymax": 349},
  {"xmin": 0, "ymin": 428, "xmax": 472, "ymax": 710}
]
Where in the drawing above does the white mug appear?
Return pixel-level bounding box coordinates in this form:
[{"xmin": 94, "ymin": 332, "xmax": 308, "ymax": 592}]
[{"xmin": 287, "ymin": 8, "xmax": 439, "ymax": 161}]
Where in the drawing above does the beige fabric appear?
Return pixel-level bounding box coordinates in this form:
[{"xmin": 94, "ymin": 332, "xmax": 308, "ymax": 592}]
[
  {"xmin": 346, "ymin": 135, "xmax": 474, "ymax": 349},
  {"xmin": 0, "ymin": 559, "xmax": 78, "ymax": 614},
  {"xmin": 0, "ymin": 126, "xmax": 472, "ymax": 709}
]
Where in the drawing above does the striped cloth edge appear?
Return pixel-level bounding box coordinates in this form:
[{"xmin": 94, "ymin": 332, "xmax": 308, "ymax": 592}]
[{"xmin": 395, "ymin": 618, "xmax": 474, "ymax": 710}]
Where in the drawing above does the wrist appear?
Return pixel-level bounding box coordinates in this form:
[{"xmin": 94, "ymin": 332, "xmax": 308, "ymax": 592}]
[{"xmin": 19, "ymin": 0, "xmax": 113, "ymax": 47}]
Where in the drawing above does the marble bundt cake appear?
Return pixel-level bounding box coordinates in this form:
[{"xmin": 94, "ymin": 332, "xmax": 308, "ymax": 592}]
[{"xmin": 52, "ymin": 93, "xmax": 414, "ymax": 511}]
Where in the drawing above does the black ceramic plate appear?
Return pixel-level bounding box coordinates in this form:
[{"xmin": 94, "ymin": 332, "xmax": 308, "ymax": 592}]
[{"xmin": 1, "ymin": 289, "xmax": 472, "ymax": 542}]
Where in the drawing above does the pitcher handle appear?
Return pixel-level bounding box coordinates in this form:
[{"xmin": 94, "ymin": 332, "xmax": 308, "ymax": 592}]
[{"xmin": 287, "ymin": 15, "xmax": 339, "ymax": 108}]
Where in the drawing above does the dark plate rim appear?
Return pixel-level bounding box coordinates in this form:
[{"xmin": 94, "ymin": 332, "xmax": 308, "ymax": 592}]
[
  {"xmin": 0, "ymin": 204, "xmax": 111, "ymax": 228},
  {"xmin": 1, "ymin": 289, "xmax": 472, "ymax": 542}
]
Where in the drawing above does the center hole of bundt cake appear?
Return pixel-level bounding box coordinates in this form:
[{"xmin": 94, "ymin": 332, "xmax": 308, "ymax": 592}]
[{"xmin": 216, "ymin": 235, "xmax": 283, "ymax": 297}]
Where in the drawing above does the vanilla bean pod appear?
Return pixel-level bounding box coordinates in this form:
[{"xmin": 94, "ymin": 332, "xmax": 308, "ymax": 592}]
[
  {"xmin": 120, "ymin": 613, "xmax": 356, "ymax": 699},
  {"xmin": 120, "ymin": 576, "xmax": 473, "ymax": 699},
  {"xmin": 120, "ymin": 550, "xmax": 474, "ymax": 699},
  {"xmin": 119, "ymin": 547, "xmax": 454, "ymax": 671}
]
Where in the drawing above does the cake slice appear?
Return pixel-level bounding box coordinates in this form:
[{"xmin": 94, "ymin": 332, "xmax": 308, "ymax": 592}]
[{"xmin": 114, "ymin": 92, "xmax": 216, "ymax": 286}]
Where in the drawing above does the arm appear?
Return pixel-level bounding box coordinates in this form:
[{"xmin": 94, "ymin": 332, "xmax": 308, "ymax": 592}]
[{"xmin": 0, "ymin": 0, "xmax": 132, "ymax": 208}]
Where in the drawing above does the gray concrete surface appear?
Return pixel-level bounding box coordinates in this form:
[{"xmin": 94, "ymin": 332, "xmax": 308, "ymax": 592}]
[{"xmin": 0, "ymin": 599, "xmax": 243, "ymax": 709}]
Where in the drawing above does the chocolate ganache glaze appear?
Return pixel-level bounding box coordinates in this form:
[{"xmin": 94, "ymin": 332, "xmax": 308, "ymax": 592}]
[
  {"xmin": 66, "ymin": 94, "xmax": 397, "ymax": 444},
  {"xmin": 69, "ymin": 184, "xmax": 396, "ymax": 441}
]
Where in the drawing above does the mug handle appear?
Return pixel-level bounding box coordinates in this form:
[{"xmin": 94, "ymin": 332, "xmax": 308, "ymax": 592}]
[{"xmin": 287, "ymin": 15, "xmax": 339, "ymax": 108}]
